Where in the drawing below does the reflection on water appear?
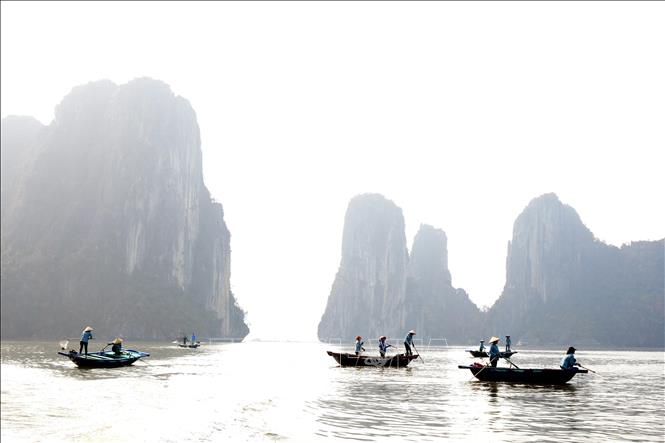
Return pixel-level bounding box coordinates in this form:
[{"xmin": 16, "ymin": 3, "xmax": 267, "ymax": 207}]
[{"xmin": 2, "ymin": 341, "xmax": 664, "ymax": 442}]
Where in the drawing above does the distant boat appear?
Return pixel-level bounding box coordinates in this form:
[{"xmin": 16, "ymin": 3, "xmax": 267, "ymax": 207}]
[
  {"xmin": 58, "ymin": 349, "xmax": 149, "ymax": 368},
  {"xmin": 327, "ymin": 351, "xmax": 418, "ymax": 368},
  {"xmin": 177, "ymin": 342, "xmax": 201, "ymax": 348},
  {"xmin": 458, "ymin": 364, "xmax": 587, "ymax": 384},
  {"xmin": 466, "ymin": 350, "xmax": 518, "ymax": 358}
]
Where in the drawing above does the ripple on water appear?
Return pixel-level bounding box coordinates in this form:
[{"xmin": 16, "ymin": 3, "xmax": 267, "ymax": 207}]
[{"xmin": 1, "ymin": 342, "xmax": 664, "ymax": 442}]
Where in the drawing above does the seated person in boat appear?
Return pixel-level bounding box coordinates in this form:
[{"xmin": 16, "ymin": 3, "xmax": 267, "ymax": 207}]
[
  {"xmin": 404, "ymin": 330, "xmax": 416, "ymax": 356},
  {"xmin": 108, "ymin": 338, "xmax": 123, "ymax": 355},
  {"xmin": 378, "ymin": 336, "xmax": 393, "ymax": 357},
  {"xmin": 182, "ymin": 336, "xmax": 189, "ymax": 345},
  {"xmin": 354, "ymin": 336, "xmax": 365, "ymax": 356},
  {"xmin": 488, "ymin": 336, "xmax": 500, "ymax": 367},
  {"xmin": 560, "ymin": 347, "xmax": 581, "ymax": 371},
  {"xmin": 479, "ymin": 340, "xmax": 485, "ymax": 352}
]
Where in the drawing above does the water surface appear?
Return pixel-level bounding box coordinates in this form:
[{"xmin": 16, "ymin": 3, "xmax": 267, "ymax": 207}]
[{"xmin": 2, "ymin": 341, "xmax": 663, "ymax": 442}]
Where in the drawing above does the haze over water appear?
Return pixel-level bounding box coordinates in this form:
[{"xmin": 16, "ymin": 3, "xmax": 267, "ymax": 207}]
[{"xmin": 2, "ymin": 341, "xmax": 663, "ymax": 442}]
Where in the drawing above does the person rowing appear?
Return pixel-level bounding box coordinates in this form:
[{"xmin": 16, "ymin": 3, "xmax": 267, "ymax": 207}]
[
  {"xmin": 404, "ymin": 330, "xmax": 416, "ymax": 356},
  {"xmin": 378, "ymin": 336, "xmax": 393, "ymax": 358},
  {"xmin": 108, "ymin": 337, "xmax": 123, "ymax": 355},
  {"xmin": 79, "ymin": 326, "xmax": 94, "ymax": 356},
  {"xmin": 488, "ymin": 336, "xmax": 500, "ymax": 367}
]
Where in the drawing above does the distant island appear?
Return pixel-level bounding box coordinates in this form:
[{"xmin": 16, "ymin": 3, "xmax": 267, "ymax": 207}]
[
  {"xmin": 318, "ymin": 193, "xmax": 664, "ymax": 347},
  {"xmin": 1, "ymin": 78, "xmax": 249, "ymax": 340}
]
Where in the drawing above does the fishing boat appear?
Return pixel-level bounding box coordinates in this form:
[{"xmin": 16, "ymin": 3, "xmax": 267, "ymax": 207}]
[
  {"xmin": 177, "ymin": 342, "xmax": 200, "ymax": 348},
  {"xmin": 58, "ymin": 349, "xmax": 150, "ymax": 368},
  {"xmin": 458, "ymin": 364, "xmax": 587, "ymax": 384},
  {"xmin": 327, "ymin": 351, "xmax": 418, "ymax": 368},
  {"xmin": 466, "ymin": 350, "xmax": 518, "ymax": 358}
]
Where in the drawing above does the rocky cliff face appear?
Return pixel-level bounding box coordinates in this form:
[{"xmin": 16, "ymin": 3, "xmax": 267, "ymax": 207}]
[
  {"xmin": 405, "ymin": 224, "xmax": 482, "ymax": 343},
  {"xmin": 1, "ymin": 78, "xmax": 248, "ymax": 340},
  {"xmin": 489, "ymin": 193, "xmax": 663, "ymax": 347},
  {"xmin": 318, "ymin": 194, "xmax": 409, "ymax": 341},
  {"xmin": 318, "ymin": 196, "xmax": 483, "ymax": 344}
]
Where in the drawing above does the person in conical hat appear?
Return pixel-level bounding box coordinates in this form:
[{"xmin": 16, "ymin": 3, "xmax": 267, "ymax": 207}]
[
  {"xmin": 404, "ymin": 330, "xmax": 416, "ymax": 356},
  {"xmin": 378, "ymin": 336, "xmax": 393, "ymax": 358},
  {"xmin": 108, "ymin": 337, "xmax": 124, "ymax": 355},
  {"xmin": 488, "ymin": 336, "xmax": 500, "ymax": 367},
  {"xmin": 79, "ymin": 326, "xmax": 94, "ymax": 356}
]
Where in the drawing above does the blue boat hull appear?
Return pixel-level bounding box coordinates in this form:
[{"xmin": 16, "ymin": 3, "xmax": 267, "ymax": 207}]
[{"xmin": 58, "ymin": 349, "xmax": 149, "ymax": 368}]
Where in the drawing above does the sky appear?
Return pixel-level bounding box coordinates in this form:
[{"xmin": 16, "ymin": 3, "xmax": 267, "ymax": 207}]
[{"xmin": 2, "ymin": 1, "xmax": 664, "ymax": 341}]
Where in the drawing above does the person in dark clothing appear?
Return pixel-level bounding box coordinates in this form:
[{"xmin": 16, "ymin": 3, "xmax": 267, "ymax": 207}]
[{"xmin": 108, "ymin": 337, "xmax": 123, "ymax": 355}]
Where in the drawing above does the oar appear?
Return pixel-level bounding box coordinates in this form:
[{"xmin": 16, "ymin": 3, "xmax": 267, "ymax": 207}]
[
  {"xmin": 412, "ymin": 344, "xmax": 425, "ymax": 363},
  {"xmin": 503, "ymin": 356, "xmax": 520, "ymax": 369},
  {"xmin": 470, "ymin": 362, "xmax": 490, "ymax": 381},
  {"xmin": 578, "ymin": 364, "xmax": 597, "ymax": 374}
]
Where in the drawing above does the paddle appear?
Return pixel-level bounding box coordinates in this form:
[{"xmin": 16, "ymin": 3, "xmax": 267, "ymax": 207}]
[
  {"xmin": 470, "ymin": 362, "xmax": 490, "ymax": 381},
  {"xmin": 578, "ymin": 364, "xmax": 597, "ymax": 374},
  {"xmin": 503, "ymin": 356, "xmax": 520, "ymax": 369},
  {"xmin": 412, "ymin": 344, "xmax": 425, "ymax": 363}
]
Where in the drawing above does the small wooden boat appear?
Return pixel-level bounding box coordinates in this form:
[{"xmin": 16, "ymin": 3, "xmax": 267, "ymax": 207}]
[
  {"xmin": 458, "ymin": 364, "xmax": 587, "ymax": 384},
  {"xmin": 466, "ymin": 350, "xmax": 517, "ymax": 358},
  {"xmin": 58, "ymin": 349, "xmax": 150, "ymax": 368},
  {"xmin": 327, "ymin": 351, "xmax": 418, "ymax": 368},
  {"xmin": 177, "ymin": 342, "xmax": 200, "ymax": 348}
]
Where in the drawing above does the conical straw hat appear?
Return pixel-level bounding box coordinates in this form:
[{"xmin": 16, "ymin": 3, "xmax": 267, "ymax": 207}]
[
  {"xmin": 113, "ymin": 338, "xmax": 123, "ymax": 344},
  {"xmin": 489, "ymin": 336, "xmax": 500, "ymax": 343},
  {"xmin": 83, "ymin": 326, "xmax": 93, "ymax": 332}
]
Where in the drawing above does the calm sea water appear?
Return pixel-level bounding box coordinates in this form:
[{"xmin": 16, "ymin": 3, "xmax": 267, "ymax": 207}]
[{"xmin": 1, "ymin": 341, "xmax": 664, "ymax": 442}]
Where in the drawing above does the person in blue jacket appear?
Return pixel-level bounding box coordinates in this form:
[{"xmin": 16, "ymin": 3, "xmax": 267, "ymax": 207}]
[
  {"xmin": 354, "ymin": 336, "xmax": 365, "ymax": 356},
  {"xmin": 79, "ymin": 326, "xmax": 94, "ymax": 356},
  {"xmin": 488, "ymin": 336, "xmax": 500, "ymax": 367},
  {"xmin": 378, "ymin": 336, "xmax": 393, "ymax": 358},
  {"xmin": 560, "ymin": 347, "xmax": 581, "ymax": 370},
  {"xmin": 404, "ymin": 330, "xmax": 416, "ymax": 356}
]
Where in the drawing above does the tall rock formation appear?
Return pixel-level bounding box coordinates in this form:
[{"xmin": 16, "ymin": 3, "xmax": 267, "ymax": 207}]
[
  {"xmin": 318, "ymin": 194, "xmax": 409, "ymax": 341},
  {"xmin": 405, "ymin": 224, "xmax": 482, "ymax": 343},
  {"xmin": 1, "ymin": 78, "xmax": 249, "ymax": 340},
  {"xmin": 489, "ymin": 193, "xmax": 664, "ymax": 347}
]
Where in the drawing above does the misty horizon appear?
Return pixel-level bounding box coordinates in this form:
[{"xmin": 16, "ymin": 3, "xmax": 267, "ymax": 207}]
[{"xmin": 2, "ymin": 2, "xmax": 664, "ymax": 341}]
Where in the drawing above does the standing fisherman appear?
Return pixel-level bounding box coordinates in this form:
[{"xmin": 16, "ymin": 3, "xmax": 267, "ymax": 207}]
[
  {"xmin": 79, "ymin": 326, "xmax": 94, "ymax": 356},
  {"xmin": 488, "ymin": 336, "xmax": 500, "ymax": 367},
  {"xmin": 479, "ymin": 340, "xmax": 485, "ymax": 353},
  {"xmin": 505, "ymin": 335, "xmax": 512, "ymax": 352},
  {"xmin": 378, "ymin": 336, "xmax": 393, "ymax": 358},
  {"xmin": 404, "ymin": 330, "xmax": 416, "ymax": 356},
  {"xmin": 354, "ymin": 336, "xmax": 365, "ymax": 356}
]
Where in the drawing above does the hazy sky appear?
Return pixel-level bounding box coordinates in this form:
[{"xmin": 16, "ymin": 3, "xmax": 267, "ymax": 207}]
[{"xmin": 2, "ymin": 2, "xmax": 664, "ymax": 340}]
